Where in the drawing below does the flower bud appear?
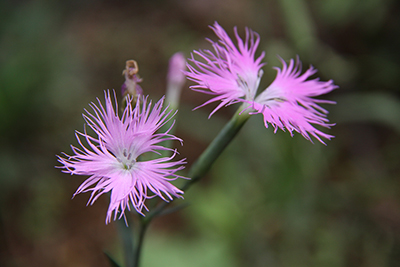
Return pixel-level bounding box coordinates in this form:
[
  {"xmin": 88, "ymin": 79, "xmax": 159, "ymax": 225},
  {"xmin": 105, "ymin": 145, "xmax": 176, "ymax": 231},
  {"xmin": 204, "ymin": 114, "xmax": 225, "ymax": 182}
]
[{"xmin": 166, "ymin": 52, "xmax": 186, "ymax": 109}]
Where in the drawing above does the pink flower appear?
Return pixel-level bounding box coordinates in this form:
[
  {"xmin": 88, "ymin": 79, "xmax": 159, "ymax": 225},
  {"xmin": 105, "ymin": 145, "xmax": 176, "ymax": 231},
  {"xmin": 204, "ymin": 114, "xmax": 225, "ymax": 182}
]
[
  {"xmin": 251, "ymin": 57, "xmax": 336, "ymax": 143},
  {"xmin": 186, "ymin": 22, "xmax": 337, "ymax": 144},
  {"xmin": 57, "ymin": 91, "xmax": 186, "ymax": 224},
  {"xmin": 186, "ymin": 22, "xmax": 265, "ymax": 117}
]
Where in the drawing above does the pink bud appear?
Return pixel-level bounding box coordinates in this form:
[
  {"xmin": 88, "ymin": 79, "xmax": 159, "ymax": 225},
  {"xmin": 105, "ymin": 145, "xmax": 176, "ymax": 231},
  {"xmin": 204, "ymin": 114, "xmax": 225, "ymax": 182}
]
[{"xmin": 166, "ymin": 52, "xmax": 186, "ymax": 108}]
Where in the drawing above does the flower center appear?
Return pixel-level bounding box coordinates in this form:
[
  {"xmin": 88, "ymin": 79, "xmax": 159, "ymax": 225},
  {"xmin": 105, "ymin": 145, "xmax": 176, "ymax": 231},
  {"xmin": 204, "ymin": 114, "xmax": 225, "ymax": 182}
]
[
  {"xmin": 117, "ymin": 149, "xmax": 137, "ymax": 170},
  {"xmin": 236, "ymin": 69, "xmax": 263, "ymax": 101}
]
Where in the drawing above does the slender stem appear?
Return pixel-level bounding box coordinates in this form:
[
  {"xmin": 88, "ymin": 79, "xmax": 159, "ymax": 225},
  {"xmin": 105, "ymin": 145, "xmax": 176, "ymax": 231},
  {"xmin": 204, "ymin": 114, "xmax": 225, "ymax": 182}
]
[
  {"xmin": 133, "ymin": 218, "xmax": 149, "ymax": 267},
  {"xmin": 131, "ymin": 105, "xmax": 251, "ymax": 267},
  {"xmin": 159, "ymin": 106, "xmax": 179, "ymax": 158},
  {"xmin": 117, "ymin": 217, "xmax": 134, "ymax": 267},
  {"xmin": 185, "ymin": 106, "xmax": 250, "ymax": 188},
  {"xmin": 145, "ymin": 105, "xmax": 251, "ymax": 222}
]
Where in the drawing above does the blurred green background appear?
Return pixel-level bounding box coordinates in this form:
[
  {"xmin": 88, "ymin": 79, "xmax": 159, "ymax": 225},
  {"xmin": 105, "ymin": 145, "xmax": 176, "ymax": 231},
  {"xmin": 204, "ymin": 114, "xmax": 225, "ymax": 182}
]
[{"xmin": 1, "ymin": 0, "xmax": 399, "ymax": 266}]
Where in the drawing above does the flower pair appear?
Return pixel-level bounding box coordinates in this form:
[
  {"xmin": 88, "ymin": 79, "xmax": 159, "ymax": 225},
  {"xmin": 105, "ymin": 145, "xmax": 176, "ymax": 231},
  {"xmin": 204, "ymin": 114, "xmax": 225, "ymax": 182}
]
[
  {"xmin": 57, "ymin": 22, "xmax": 337, "ymax": 224},
  {"xmin": 186, "ymin": 22, "xmax": 337, "ymax": 144}
]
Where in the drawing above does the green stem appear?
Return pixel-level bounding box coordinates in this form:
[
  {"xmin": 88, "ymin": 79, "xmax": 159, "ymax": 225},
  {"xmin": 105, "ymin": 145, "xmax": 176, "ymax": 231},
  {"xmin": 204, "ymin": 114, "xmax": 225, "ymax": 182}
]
[
  {"xmin": 184, "ymin": 106, "xmax": 250, "ymax": 189},
  {"xmin": 117, "ymin": 218, "xmax": 134, "ymax": 267},
  {"xmin": 132, "ymin": 105, "xmax": 251, "ymax": 267},
  {"xmin": 133, "ymin": 218, "xmax": 149, "ymax": 267},
  {"xmin": 159, "ymin": 106, "xmax": 179, "ymax": 158},
  {"xmin": 145, "ymin": 105, "xmax": 251, "ymax": 222}
]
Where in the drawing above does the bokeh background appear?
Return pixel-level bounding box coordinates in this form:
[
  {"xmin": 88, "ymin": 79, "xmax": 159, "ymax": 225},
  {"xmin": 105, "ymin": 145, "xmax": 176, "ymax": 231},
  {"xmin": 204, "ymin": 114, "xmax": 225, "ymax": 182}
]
[{"xmin": 1, "ymin": 0, "xmax": 399, "ymax": 266}]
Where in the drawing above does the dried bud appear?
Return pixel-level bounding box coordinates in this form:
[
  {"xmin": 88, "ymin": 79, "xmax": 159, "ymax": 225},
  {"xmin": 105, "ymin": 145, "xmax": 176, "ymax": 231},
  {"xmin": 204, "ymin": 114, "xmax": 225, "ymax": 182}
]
[{"xmin": 121, "ymin": 60, "xmax": 143, "ymax": 102}]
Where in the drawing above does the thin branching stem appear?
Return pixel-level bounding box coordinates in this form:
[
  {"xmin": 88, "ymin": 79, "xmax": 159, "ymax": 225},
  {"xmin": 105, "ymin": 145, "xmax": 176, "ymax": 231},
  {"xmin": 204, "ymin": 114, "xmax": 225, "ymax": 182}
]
[
  {"xmin": 128, "ymin": 104, "xmax": 251, "ymax": 267},
  {"xmin": 145, "ymin": 105, "xmax": 250, "ymax": 223}
]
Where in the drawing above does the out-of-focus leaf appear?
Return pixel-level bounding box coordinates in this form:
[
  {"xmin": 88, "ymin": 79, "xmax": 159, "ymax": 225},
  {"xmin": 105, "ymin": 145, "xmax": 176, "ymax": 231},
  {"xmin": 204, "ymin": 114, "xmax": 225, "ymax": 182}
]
[
  {"xmin": 279, "ymin": 0, "xmax": 317, "ymax": 53},
  {"xmin": 330, "ymin": 92, "xmax": 400, "ymax": 133},
  {"xmin": 104, "ymin": 252, "xmax": 123, "ymax": 267},
  {"xmin": 157, "ymin": 202, "xmax": 190, "ymax": 217}
]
